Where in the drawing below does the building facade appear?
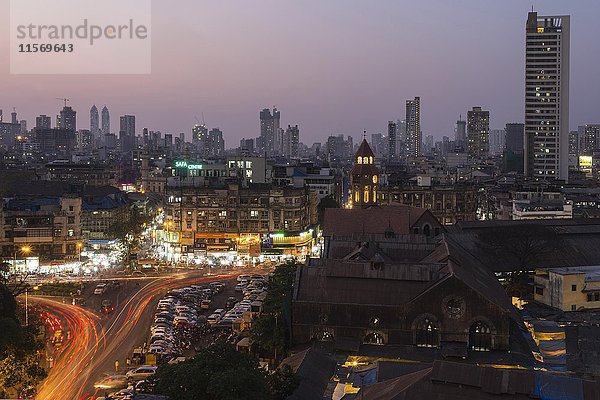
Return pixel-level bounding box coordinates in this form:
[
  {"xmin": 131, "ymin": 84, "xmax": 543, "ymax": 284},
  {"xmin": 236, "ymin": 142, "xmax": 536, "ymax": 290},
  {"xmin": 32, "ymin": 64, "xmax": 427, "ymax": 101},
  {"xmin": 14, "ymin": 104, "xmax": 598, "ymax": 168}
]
[
  {"xmin": 524, "ymin": 12, "xmax": 570, "ymax": 181},
  {"xmin": 350, "ymin": 139, "xmax": 379, "ymax": 207},
  {"xmin": 163, "ymin": 184, "xmax": 317, "ymax": 258},
  {"xmin": 405, "ymin": 97, "xmax": 421, "ymax": 157},
  {"xmin": 467, "ymin": 106, "xmax": 490, "ymax": 160},
  {"xmin": 0, "ymin": 195, "xmax": 83, "ymax": 265}
]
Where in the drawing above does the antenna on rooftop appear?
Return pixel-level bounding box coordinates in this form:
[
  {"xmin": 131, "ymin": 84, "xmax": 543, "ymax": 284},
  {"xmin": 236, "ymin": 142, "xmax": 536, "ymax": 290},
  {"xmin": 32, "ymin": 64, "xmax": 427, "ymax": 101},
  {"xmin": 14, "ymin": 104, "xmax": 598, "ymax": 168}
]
[{"xmin": 56, "ymin": 98, "xmax": 70, "ymax": 107}]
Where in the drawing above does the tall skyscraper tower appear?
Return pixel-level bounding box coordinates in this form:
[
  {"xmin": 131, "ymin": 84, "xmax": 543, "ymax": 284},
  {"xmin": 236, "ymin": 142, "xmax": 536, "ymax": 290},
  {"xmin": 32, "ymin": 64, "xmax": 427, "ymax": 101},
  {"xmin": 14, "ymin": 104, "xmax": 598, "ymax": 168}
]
[
  {"xmin": 405, "ymin": 97, "xmax": 421, "ymax": 157},
  {"xmin": 119, "ymin": 115, "xmax": 136, "ymax": 153},
  {"xmin": 387, "ymin": 121, "xmax": 397, "ymax": 162},
  {"xmin": 467, "ymin": 106, "xmax": 490, "ymax": 160},
  {"xmin": 259, "ymin": 107, "xmax": 280, "ymax": 156},
  {"xmin": 90, "ymin": 105, "xmax": 100, "ymax": 141},
  {"xmin": 36, "ymin": 115, "xmax": 51, "ymax": 129},
  {"xmin": 192, "ymin": 123, "xmax": 208, "ymax": 154},
  {"xmin": 525, "ymin": 11, "xmax": 570, "ymax": 181},
  {"xmin": 455, "ymin": 116, "xmax": 467, "ymax": 151},
  {"xmin": 58, "ymin": 106, "xmax": 77, "ymax": 131},
  {"xmin": 283, "ymin": 125, "xmax": 300, "ymax": 159},
  {"xmin": 101, "ymin": 106, "xmax": 110, "ymax": 135}
]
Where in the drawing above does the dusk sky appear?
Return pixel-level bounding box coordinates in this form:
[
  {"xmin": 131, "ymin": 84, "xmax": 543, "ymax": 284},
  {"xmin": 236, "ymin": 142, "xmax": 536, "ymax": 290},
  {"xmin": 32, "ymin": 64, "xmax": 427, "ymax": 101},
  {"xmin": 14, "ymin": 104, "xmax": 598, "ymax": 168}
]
[{"xmin": 1, "ymin": 0, "xmax": 599, "ymax": 145}]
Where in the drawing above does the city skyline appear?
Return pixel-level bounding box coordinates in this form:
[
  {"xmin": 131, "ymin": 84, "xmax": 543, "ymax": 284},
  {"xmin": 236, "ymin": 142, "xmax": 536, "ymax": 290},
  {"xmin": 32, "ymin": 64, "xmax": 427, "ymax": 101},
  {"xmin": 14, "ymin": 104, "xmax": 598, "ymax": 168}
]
[{"xmin": 1, "ymin": 1, "xmax": 600, "ymax": 144}]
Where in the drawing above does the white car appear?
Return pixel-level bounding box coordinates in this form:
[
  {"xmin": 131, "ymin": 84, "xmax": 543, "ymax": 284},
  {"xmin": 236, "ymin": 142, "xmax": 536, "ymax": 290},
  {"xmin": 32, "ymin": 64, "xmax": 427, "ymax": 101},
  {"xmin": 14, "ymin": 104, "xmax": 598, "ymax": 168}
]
[
  {"xmin": 94, "ymin": 283, "xmax": 107, "ymax": 295},
  {"xmin": 207, "ymin": 314, "xmax": 221, "ymax": 325},
  {"xmin": 125, "ymin": 366, "xmax": 157, "ymax": 381}
]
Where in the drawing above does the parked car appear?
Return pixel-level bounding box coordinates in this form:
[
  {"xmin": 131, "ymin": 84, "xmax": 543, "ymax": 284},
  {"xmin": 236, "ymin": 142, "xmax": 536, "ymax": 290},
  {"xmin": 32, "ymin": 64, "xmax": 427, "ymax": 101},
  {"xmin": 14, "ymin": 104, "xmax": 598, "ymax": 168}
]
[
  {"xmin": 200, "ymin": 299, "xmax": 211, "ymax": 309},
  {"xmin": 126, "ymin": 366, "xmax": 158, "ymax": 381}
]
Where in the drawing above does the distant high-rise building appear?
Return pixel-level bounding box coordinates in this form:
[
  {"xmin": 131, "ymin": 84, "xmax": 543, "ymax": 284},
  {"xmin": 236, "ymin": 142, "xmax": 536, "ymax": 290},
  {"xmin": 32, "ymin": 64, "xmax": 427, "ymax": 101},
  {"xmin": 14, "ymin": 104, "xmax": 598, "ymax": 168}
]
[
  {"xmin": 119, "ymin": 115, "xmax": 136, "ymax": 153},
  {"xmin": 283, "ymin": 125, "xmax": 300, "ymax": 159},
  {"xmin": 581, "ymin": 124, "xmax": 600, "ymax": 156},
  {"xmin": 90, "ymin": 105, "xmax": 100, "ymax": 141},
  {"xmin": 164, "ymin": 133, "xmax": 173, "ymax": 149},
  {"xmin": 19, "ymin": 120, "xmax": 27, "ymax": 135},
  {"xmin": 58, "ymin": 106, "xmax": 76, "ymax": 131},
  {"xmin": 505, "ymin": 123, "xmax": 525, "ymax": 153},
  {"xmin": 569, "ymin": 131, "xmax": 579, "ymax": 156},
  {"xmin": 192, "ymin": 123, "xmax": 208, "ymax": 153},
  {"xmin": 387, "ymin": 121, "xmax": 397, "ymax": 161},
  {"xmin": 259, "ymin": 107, "xmax": 280, "ymax": 156},
  {"xmin": 77, "ymin": 129, "xmax": 93, "ymax": 152},
  {"xmin": 455, "ymin": 117, "xmax": 467, "ymax": 151},
  {"xmin": 467, "ymin": 106, "xmax": 489, "ymax": 159},
  {"xmin": 240, "ymin": 138, "xmax": 255, "ymax": 155},
  {"xmin": 370, "ymin": 133, "xmax": 386, "ymax": 158},
  {"xmin": 208, "ymin": 128, "xmax": 225, "ymax": 156},
  {"xmin": 405, "ymin": 97, "xmax": 421, "ymax": 157},
  {"xmin": 424, "ymin": 135, "xmax": 434, "ymax": 155},
  {"xmin": 101, "ymin": 106, "xmax": 110, "ymax": 135},
  {"xmin": 36, "ymin": 115, "xmax": 51, "ymax": 129},
  {"xmin": 489, "ymin": 129, "xmax": 506, "ymax": 156},
  {"xmin": 11, "ymin": 110, "xmax": 18, "ymax": 125},
  {"xmin": 525, "ymin": 11, "xmax": 570, "ymax": 181}
]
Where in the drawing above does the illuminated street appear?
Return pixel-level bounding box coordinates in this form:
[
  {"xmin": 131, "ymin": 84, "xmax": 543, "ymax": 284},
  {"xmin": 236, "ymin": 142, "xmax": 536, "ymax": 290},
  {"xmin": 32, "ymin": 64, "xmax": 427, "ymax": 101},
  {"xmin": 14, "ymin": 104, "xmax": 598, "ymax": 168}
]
[{"xmin": 30, "ymin": 270, "xmax": 249, "ymax": 400}]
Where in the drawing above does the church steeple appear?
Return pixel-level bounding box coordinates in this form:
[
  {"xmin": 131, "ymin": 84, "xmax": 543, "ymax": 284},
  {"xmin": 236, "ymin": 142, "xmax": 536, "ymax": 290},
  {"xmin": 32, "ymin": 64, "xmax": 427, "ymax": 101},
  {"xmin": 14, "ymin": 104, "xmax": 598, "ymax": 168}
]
[{"xmin": 350, "ymin": 137, "xmax": 379, "ymax": 207}]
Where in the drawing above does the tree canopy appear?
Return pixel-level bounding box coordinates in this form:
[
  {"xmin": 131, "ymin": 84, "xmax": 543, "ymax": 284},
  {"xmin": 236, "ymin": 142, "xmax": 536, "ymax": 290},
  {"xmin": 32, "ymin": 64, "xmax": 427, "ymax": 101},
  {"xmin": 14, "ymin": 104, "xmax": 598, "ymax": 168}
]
[
  {"xmin": 152, "ymin": 342, "xmax": 297, "ymax": 400},
  {"xmin": 251, "ymin": 261, "xmax": 297, "ymax": 359},
  {"xmin": 0, "ymin": 283, "xmax": 46, "ymax": 397}
]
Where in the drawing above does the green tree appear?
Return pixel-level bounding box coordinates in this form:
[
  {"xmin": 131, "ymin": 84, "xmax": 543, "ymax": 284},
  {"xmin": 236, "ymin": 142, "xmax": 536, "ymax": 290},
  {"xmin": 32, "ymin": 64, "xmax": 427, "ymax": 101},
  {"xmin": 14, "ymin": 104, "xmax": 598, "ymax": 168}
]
[
  {"xmin": 267, "ymin": 365, "xmax": 299, "ymax": 400},
  {"xmin": 108, "ymin": 207, "xmax": 152, "ymax": 268},
  {"xmin": 152, "ymin": 342, "xmax": 296, "ymax": 400},
  {"xmin": 251, "ymin": 261, "xmax": 297, "ymax": 359},
  {"xmin": 0, "ymin": 285, "xmax": 46, "ymax": 397}
]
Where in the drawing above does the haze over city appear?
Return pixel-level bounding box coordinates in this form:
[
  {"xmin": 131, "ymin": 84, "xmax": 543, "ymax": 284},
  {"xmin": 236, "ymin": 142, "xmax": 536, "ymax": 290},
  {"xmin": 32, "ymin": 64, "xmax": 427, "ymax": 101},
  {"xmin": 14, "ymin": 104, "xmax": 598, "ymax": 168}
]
[{"xmin": 2, "ymin": 0, "xmax": 600, "ymax": 143}]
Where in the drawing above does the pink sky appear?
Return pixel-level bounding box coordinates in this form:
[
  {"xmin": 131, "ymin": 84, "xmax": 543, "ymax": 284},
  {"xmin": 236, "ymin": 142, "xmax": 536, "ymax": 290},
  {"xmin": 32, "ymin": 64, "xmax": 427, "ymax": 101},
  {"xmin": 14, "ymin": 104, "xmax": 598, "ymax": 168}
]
[{"xmin": 1, "ymin": 0, "xmax": 599, "ymax": 146}]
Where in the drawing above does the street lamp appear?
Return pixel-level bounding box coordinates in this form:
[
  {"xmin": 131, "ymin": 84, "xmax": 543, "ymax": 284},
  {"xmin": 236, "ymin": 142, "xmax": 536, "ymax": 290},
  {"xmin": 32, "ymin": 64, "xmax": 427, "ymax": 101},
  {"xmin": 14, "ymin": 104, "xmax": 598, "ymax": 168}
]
[
  {"xmin": 76, "ymin": 242, "xmax": 83, "ymax": 262},
  {"xmin": 14, "ymin": 246, "xmax": 31, "ymax": 326}
]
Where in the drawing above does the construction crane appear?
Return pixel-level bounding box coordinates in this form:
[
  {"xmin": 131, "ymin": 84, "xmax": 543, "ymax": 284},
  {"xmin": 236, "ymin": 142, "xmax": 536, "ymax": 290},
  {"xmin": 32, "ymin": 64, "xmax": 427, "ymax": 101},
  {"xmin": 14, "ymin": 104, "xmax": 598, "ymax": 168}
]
[{"xmin": 56, "ymin": 98, "xmax": 70, "ymax": 107}]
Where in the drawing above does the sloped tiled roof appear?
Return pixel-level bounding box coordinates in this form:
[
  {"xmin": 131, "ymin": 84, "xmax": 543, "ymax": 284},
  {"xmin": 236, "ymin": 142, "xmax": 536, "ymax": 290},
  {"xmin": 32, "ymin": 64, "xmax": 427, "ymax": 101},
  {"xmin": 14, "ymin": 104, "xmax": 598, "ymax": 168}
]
[{"xmin": 323, "ymin": 206, "xmax": 428, "ymax": 237}]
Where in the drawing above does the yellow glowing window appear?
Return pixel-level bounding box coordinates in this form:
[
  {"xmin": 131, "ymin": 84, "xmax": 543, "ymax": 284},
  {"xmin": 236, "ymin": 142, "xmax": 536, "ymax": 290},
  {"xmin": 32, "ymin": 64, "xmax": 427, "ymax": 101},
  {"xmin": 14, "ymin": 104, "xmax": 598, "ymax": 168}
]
[
  {"xmin": 357, "ymin": 157, "xmax": 362, "ymax": 164},
  {"xmin": 373, "ymin": 190, "xmax": 377, "ymax": 201},
  {"xmin": 372, "ymin": 175, "xmax": 378, "ymax": 184},
  {"xmin": 363, "ymin": 156, "xmax": 369, "ymax": 164},
  {"xmin": 354, "ymin": 191, "xmax": 360, "ymax": 202},
  {"xmin": 537, "ymin": 27, "xmax": 544, "ymax": 33},
  {"xmin": 364, "ymin": 190, "xmax": 369, "ymax": 203},
  {"xmin": 369, "ymin": 156, "xmax": 373, "ymax": 164}
]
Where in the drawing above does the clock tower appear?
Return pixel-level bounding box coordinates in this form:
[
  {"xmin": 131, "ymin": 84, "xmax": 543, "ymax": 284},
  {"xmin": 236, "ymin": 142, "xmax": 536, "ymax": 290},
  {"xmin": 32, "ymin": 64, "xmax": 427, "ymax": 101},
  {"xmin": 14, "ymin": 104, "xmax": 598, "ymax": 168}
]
[{"xmin": 351, "ymin": 137, "xmax": 379, "ymax": 207}]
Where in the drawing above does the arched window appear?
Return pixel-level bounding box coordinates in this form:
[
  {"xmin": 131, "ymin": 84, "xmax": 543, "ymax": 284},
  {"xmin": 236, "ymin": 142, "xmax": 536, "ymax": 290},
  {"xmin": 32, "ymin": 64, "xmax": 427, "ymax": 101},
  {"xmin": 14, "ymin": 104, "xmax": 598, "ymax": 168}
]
[
  {"xmin": 354, "ymin": 191, "xmax": 360, "ymax": 203},
  {"xmin": 369, "ymin": 156, "xmax": 373, "ymax": 164},
  {"xmin": 363, "ymin": 156, "xmax": 369, "ymax": 164},
  {"xmin": 364, "ymin": 332, "xmax": 385, "ymax": 345},
  {"xmin": 469, "ymin": 321, "xmax": 492, "ymax": 351},
  {"xmin": 414, "ymin": 317, "xmax": 439, "ymax": 347},
  {"xmin": 373, "ymin": 190, "xmax": 377, "ymax": 202},
  {"xmin": 423, "ymin": 224, "xmax": 431, "ymax": 237},
  {"xmin": 364, "ymin": 187, "xmax": 369, "ymax": 203},
  {"xmin": 357, "ymin": 157, "xmax": 363, "ymax": 164}
]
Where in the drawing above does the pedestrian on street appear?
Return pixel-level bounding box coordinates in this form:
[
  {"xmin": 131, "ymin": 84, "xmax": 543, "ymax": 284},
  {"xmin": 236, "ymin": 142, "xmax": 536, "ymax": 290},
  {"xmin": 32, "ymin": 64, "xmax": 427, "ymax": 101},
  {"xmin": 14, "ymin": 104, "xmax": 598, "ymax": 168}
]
[{"xmin": 115, "ymin": 359, "xmax": 119, "ymax": 372}]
